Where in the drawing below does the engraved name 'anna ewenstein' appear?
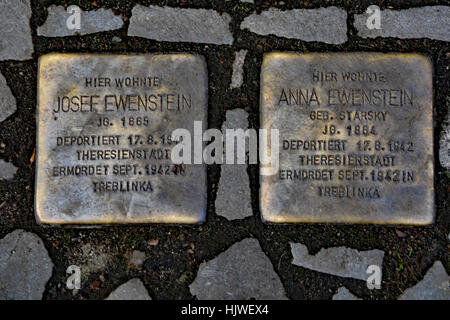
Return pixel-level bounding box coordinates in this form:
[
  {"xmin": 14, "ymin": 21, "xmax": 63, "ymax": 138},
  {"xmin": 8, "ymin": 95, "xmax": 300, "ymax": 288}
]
[{"xmin": 278, "ymin": 70, "xmax": 413, "ymax": 107}]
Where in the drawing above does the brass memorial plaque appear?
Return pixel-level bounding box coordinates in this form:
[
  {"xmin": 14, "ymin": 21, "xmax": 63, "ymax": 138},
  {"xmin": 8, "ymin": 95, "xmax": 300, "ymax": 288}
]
[
  {"xmin": 36, "ymin": 53, "xmax": 207, "ymax": 224},
  {"xmin": 260, "ymin": 53, "xmax": 434, "ymax": 225}
]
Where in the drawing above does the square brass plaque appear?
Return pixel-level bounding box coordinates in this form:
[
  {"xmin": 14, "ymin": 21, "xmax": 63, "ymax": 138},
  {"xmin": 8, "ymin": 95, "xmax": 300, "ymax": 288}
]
[
  {"xmin": 260, "ymin": 53, "xmax": 434, "ymax": 225},
  {"xmin": 36, "ymin": 53, "xmax": 207, "ymax": 225}
]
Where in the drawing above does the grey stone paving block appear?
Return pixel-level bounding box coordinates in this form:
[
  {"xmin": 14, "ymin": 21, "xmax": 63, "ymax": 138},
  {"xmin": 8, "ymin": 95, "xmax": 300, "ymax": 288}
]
[
  {"xmin": 128, "ymin": 5, "xmax": 233, "ymax": 45},
  {"xmin": 0, "ymin": 160, "xmax": 17, "ymax": 180},
  {"xmin": 332, "ymin": 287, "xmax": 362, "ymax": 300},
  {"xmin": 189, "ymin": 238, "xmax": 287, "ymax": 300},
  {"xmin": 129, "ymin": 250, "xmax": 146, "ymax": 267},
  {"xmin": 215, "ymin": 109, "xmax": 253, "ymax": 220},
  {"xmin": 37, "ymin": 5, "xmax": 124, "ymax": 37},
  {"xmin": 240, "ymin": 7, "xmax": 347, "ymax": 44},
  {"xmin": 290, "ymin": 242, "xmax": 384, "ymax": 281},
  {"xmin": 399, "ymin": 261, "xmax": 449, "ymax": 300},
  {"xmin": 0, "ymin": 72, "xmax": 16, "ymax": 123},
  {"xmin": 0, "ymin": 0, "xmax": 33, "ymax": 60},
  {"xmin": 354, "ymin": 6, "xmax": 450, "ymax": 41},
  {"xmin": 223, "ymin": 108, "xmax": 249, "ymax": 132},
  {"xmin": 0, "ymin": 229, "xmax": 54, "ymax": 300},
  {"xmin": 230, "ymin": 50, "xmax": 248, "ymax": 89},
  {"xmin": 216, "ymin": 165, "xmax": 253, "ymax": 220},
  {"xmin": 440, "ymin": 116, "xmax": 449, "ymax": 169},
  {"xmin": 77, "ymin": 244, "xmax": 111, "ymax": 282},
  {"xmin": 106, "ymin": 278, "xmax": 152, "ymax": 300}
]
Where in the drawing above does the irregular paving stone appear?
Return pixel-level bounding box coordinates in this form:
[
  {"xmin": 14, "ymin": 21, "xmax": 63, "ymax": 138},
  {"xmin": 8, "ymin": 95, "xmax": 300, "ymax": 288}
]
[
  {"xmin": 0, "ymin": 160, "xmax": 17, "ymax": 180},
  {"xmin": 38, "ymin": 5, "xmax": 124, "ymax": 37},
  {"xmin": 77, "ymin": 244, "xmax": 111, "ymax": 283},
  {"xmin": 223, "ymin": 109, "xmax": 249, "ymax": 134},
  {"xmin": 216, "ymin": 165, "xmax": 252, "ymax": 220},
  {"xmin": 129, "ymin": 250, "xmax": 146, "ymax": 267},
  {"xmin": 399, "ymin": 261, "xmax": 449, "ymax": 300},
  {"xmin": 230, "ymin": 50, "xmax": 248, "ymax": 89},
  {"xmin": 128, "ymin": 5, "xmax": 233, "ymax": 45},
  {"xmin": 0, "ymin": 0, "xmax": 33, "ymax": 60},
  {"xmin": 0, "ymin": 230, "xmax": 53, "ymax": 300},
  {"xmin": 240, "ymin": 7, "xmax": 347, "ymax": 44},
  {"xmin": 354, "ymin": 6, "xmax": 450, "ymax": 41},
  {"xmin": 0, "ymin": 72, "xmax": 16, "ymax": 123},
  {"xmin": 440, "ymin": 118, "xmax": 449, "ymax": 169},
  {"xmin": 215, "ymin": 109, "xmax": 253, "ymax": 220},
  {"xmin": 190, "ymin": 238, "xmax": 287, "ymax": 299},
  {"xmin": 332, "ymin": 287, "xmax": 362, "ymax": 300},
  {"xmin": 106, "ymin": 278, "xmax": 152, "ymax": 300},
  {"xmin": 290, "ymin": 243, "xmax": 384, "ymax": 281}
]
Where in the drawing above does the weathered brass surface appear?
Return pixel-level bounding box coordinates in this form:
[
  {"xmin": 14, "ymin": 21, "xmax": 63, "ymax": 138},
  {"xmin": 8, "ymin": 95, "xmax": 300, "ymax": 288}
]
[
  {"xmin": 36, "ymin": 53, "xmax": 207, "ymax": 225},
  {"xmin": 260, "ymin": 53, "xmax": 434, "ymax": 225}
]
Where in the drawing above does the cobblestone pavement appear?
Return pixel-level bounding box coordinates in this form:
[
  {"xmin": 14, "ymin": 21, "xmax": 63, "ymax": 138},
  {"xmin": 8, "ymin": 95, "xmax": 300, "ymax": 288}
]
[{"xmin": 0, "ymin": 0, "xmax": 448, "ymax": 300}]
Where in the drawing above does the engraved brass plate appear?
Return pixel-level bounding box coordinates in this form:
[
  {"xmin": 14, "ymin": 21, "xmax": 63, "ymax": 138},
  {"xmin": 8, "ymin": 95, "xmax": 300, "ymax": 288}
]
[
  {"xmin": 260, "ymin": 53, "xmax": 434, "ymax": 225},
  {"xmin": 36, "ymin": 53, "xmax": 207, "ymax": 224}
]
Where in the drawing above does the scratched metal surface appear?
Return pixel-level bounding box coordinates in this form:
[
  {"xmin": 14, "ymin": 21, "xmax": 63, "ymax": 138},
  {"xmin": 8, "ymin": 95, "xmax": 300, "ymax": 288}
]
[
  {"xmin": 36, "ymin": 53, "xmax": 207, "ymax": 225},
  {"xmin": 260, "ymin": 53, "xmax": 434, "ymax": 225}
]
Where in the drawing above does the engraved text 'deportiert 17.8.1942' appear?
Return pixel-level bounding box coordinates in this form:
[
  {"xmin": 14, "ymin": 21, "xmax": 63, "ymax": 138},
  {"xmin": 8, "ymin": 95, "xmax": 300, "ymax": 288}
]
[
  {"xmin": 260, "ymin": 53, "xmax": 434, "ymax": 225},
  {"xmin": 36, "ymin": 54, "xmax": 207, "ymax": 225}
]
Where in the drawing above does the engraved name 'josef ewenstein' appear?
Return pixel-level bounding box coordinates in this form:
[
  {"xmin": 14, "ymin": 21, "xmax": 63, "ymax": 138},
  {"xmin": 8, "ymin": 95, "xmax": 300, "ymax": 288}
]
[
  {"xmin": 36, "ymin": 53, "xmax": 207, "ymax": 224},
  {"xmin": 260, "ymin": 53, "xmax": 434, "ymax": 225}
]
